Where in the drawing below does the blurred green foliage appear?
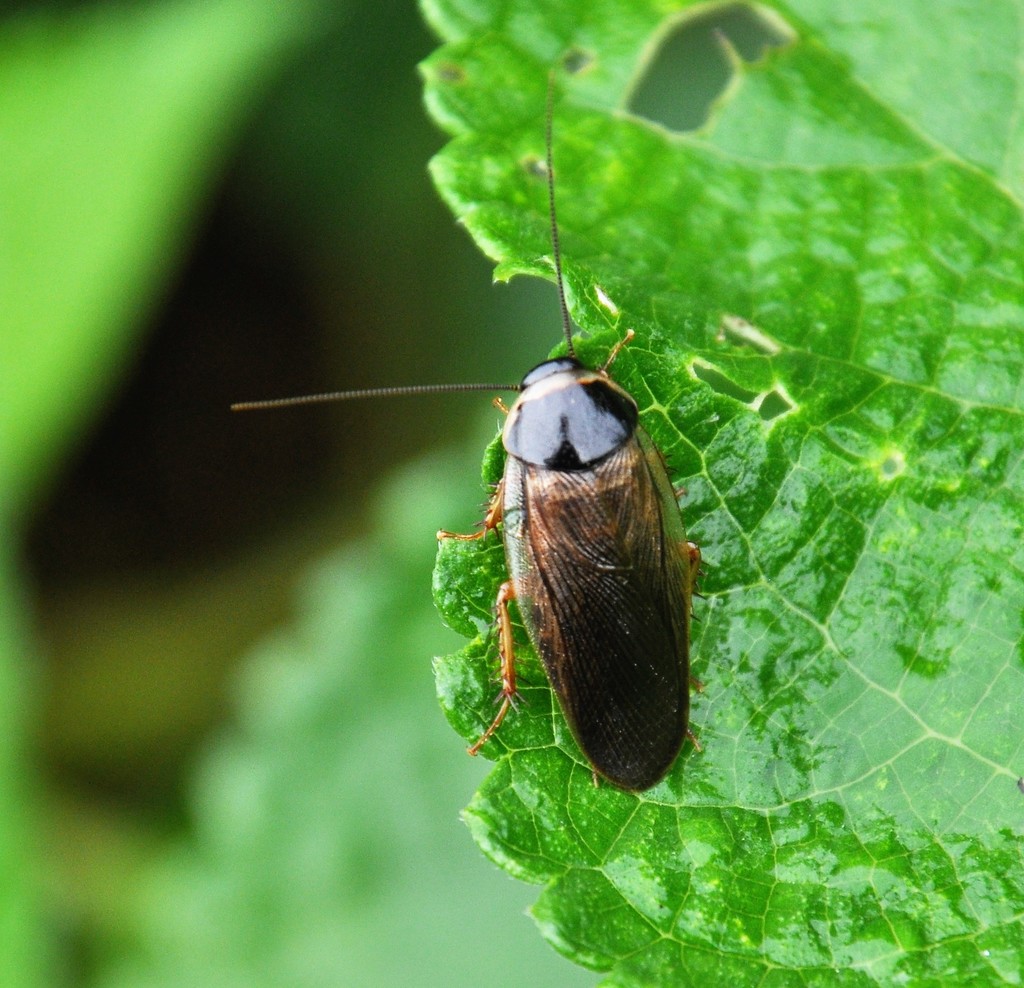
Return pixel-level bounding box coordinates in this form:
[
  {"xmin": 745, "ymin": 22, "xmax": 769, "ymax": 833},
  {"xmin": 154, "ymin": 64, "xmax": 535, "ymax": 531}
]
[
  {"xmin": 3, "ymin": 3, "xmax": 322, "ymax": 984},
  {"xmin": 0, "ymin": 0, "xmax": 321, "ymax": 517}
]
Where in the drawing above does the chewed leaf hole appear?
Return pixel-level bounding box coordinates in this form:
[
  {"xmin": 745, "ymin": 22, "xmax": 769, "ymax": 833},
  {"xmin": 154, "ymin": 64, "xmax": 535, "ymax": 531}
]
[
  {"xmin": 692, "ymin": 360, "xmax": 796, "ymax": 422},
  {"xmin": 629, "ymin": 2, "xmax": 793, "ymax": 132},
  {"xmin": 755, "ymin": 387, "xmax": 794, "ymax": 421},
  {"xmin": 692, "ymin": 359, "xmax": 757, "ymax": 403}
]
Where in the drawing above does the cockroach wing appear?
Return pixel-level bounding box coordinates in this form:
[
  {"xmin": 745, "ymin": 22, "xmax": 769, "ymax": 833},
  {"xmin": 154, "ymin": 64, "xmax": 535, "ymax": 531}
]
[{"xmin": 502, "ymin": 428, "xmax": 694, "ymax": 790}]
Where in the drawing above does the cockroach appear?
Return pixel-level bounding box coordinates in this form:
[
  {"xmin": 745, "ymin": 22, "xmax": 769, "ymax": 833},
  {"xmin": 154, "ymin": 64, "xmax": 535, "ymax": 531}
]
[{"xmin": 232, "ymin": 74, "xmax": 702, "ymax": 791}]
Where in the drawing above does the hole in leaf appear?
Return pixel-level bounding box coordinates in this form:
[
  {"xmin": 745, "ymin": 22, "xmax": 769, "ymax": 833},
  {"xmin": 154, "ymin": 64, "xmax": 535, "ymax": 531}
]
[
  {"xmin": 756, "ymin": 388, "xmax": 793, "ymax": 421},
  {"xmin": 692, "ymin": 360, "xmax": 758, "ymax": 403},
  {"xmin": 629, "ymin": 2, "xmax": 793, "ymax": 132},
  {"xmin": 693, "ymin": 360, "xmax": 796, "ymax": 421},
  {"xmin": 562, "ymin": 47, "xmax": 595, "ymax": 76}
]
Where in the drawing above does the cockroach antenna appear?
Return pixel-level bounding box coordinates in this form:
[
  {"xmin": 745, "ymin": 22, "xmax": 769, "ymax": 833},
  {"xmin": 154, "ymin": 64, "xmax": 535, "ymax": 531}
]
[
  {"xmin": 230, "ymin": 382, "xmax": 518, "ymax": 413},
  {"xmin": 232, "ymin": 74, "xmax": 574, "ymax": 414},
  {"xmin": 545, "ymin": 70, "xmax": 575, "ymax": 358}
]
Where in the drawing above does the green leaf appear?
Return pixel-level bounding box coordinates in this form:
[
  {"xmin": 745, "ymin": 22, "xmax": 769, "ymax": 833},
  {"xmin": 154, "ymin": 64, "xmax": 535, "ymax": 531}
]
[{"xmin": 424, "ymin": 2, "xmax": 1024, "ymax": 984}]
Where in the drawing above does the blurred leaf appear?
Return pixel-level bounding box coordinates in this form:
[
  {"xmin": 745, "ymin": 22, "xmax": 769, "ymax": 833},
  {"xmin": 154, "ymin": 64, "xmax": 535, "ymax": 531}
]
[
  {"xmin": 424, "ymin": 1, "xmax": 1024, "ymax": 984},
  {"xmin": 0, "ymin": 545, "xmax": 45, "ymax": 988},
  {"xmin": 0, "ymin": 0, "xmax": 322, "ymax": 521},
  {"xmin": 94, "ymin": 446, "xmax": 591, "ymax": 988},
  {"xmin": 0, "ymin": 2, "xmax": 323, "ymax": 985}
]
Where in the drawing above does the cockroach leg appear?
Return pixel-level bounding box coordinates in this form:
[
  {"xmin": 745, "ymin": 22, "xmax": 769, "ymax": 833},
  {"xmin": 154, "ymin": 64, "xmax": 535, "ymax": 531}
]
[
  {"xmin": 685, "ymin": 727, "xmax": 703, "ymax": 753},
  {"xmin": 437, "ymin": 479, "xmax": 504, "ymax": 541},
  {"xmin": 601, "ymin": 327, "xmax": 635, "ymax": 373},
  {"xmin": 492, "ymin": 396, "xmax": 510, "ymax": 414},
  {"xmin": 682, "ymin": 541, "xmax": 702, "ymax": 601},
  {"xmin": 468, "ymin": 579, "xmax": 519, "ymax": 756}
]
